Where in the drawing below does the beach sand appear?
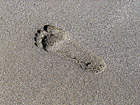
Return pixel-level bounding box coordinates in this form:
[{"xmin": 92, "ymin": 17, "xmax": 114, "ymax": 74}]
[{"xmin": 0, "ymin": 0, "xmax": 139, "ymax": 104}]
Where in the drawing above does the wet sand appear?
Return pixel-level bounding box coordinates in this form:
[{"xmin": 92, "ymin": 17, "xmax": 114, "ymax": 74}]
[{"xmin": 0, "ymin": 0, "xmax": 139, "ymax": 105}]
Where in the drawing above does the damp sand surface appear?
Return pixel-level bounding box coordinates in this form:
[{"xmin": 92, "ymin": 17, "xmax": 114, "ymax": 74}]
[{"xmin": 0, "ymin": 0, "xmax": 140, "ymax": 105}]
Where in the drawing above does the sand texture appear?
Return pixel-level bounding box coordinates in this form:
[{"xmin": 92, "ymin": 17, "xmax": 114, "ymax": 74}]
[{"xmin": 0, "ymin": 0, "xmax": 140, "ymax": 105}]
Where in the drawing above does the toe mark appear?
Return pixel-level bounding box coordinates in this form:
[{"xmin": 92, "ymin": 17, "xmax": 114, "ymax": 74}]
[
  {"xmin": 44, "ymin": 25, "xmax": 49, "ymax": 32},
  {"xmin": 34, "ymin": 42, "xmax": 37, "ymax": 46},
  {"xmin": 35, "ymin": 33, "xmax": 38, "ymax": 37},
  {"xmin": 37, "ymin": 30, "xmax": 41, "ymax": 33},
  {"xmin": 85, "ymin": 62, "xmax": 91, "ymax": 66},
  {"xmin": 42, "ymin": 36, "xmax": 47, "ymax": 51},
  {"xmin": 34, "ymin": 37, "xmax": 37, "ymax": 41}
]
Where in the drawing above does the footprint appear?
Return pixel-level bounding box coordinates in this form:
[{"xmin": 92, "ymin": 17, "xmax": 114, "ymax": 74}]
[{"xmin": 34, "ymin": 25, "xmax": 106, "ymax": 73}]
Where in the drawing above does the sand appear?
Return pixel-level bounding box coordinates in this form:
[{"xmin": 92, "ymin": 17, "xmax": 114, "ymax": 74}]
[{"xmin": 0, "ymin": 0, "xmax": 139, "ymax": 105}]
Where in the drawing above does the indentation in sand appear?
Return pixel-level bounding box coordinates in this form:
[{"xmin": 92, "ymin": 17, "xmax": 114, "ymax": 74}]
[{"xmin": 34, "ymin": 25, "xmax": 106, "ymax": 73}]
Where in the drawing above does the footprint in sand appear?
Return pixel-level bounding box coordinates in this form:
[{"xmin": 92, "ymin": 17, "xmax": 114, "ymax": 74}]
[{"xmin": 34, "ymin": 25, "xmax": 106, "ymax": 73}]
